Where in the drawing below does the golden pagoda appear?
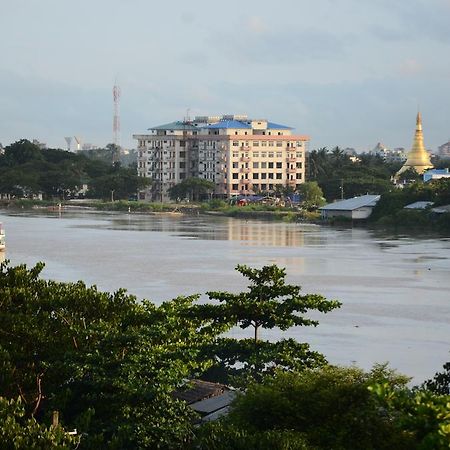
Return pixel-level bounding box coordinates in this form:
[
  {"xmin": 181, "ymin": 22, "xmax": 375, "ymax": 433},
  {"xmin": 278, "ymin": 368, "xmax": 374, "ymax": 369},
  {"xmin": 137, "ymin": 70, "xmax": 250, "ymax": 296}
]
[{"xmin": 396, "ymin": 112, "xmax": 433, "ymax": 178}]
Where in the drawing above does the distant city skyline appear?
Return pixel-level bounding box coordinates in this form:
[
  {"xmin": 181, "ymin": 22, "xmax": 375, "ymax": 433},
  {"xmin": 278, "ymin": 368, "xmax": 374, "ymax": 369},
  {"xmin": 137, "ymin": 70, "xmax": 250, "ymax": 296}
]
[{"xmin": 1, "ymin": 0, "xmax": 450, "ymax": 151}]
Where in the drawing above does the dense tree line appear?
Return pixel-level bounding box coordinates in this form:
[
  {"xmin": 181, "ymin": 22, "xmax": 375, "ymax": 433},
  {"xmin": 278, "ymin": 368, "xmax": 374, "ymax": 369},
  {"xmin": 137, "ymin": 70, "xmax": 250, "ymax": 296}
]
[
  {"xmin": 0, "ymin": 140, "xmax": 149, "ymax": 201},
  {"xmin": 1, "ymin": 261, "xmax": 449, "ymax": 448},
  {"xmin": 307, "ymin": 147, "xmax": 400, "ymax": 201}
]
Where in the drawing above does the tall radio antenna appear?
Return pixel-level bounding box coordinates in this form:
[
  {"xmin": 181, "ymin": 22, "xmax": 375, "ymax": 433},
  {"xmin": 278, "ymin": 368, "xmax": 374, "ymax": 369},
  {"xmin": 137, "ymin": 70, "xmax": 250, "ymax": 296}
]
[{"xmin": 112, "ymin": 82, "xmax": 121, "ymax": 163}]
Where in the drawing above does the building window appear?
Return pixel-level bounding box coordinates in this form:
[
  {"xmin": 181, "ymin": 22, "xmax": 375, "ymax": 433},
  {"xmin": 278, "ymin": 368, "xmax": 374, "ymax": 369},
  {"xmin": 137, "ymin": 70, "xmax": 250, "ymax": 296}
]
[
  {"xmin": 180, "ymin": 151, "xmax": 186, "ymax": 158},
  {"xmin": 261, "ymin": 183, "xmax": 267, "ymax": 190},
  {"xmin": 276, "ymin": 173, "xmax": 282, "ymax": 179},
  {"xmin": 253, "ymin": 162, "xmax": 259, "ymax": 169},
  {"xmin": 261, "ymin": 162, "xmax": 267, "ymax": 168},
  {"xmin": 261, "ymin": 141, "xmax": 267, "ymax": 146},
  {"xmin": 253, "ymin": 152, "xmax": 259, "ymax": 158},
  {"xmin": 233, "ymin": 152, "xmax": 239, "ymax": 158},
  {"xmin": 179, "ymin": 162, "xmax": 185, "ymax": 168},
  {"xmin": 253, "ymin": 141, "xmax": 259, "ymax": 146},
  {"xmin": 253, "ymin": 173, "xmax": 259, "ymax": 179},
  {"xmin": 261, "ymin": 173, "xmax": 267, "ymax": 179},
  {"xmin": 268, "ymin": 162, "xmax": 274, "ymax": 169},
  {"xmin": 296, "ymin": 173, "xmax": 303, "ymax": 179},
  {"xmin": 296, "ymin": 162, "xmax": 303, "ymax": 169},
  {"xmin": 232, "ymin": 162, "xmax": 239, "ymax": 168},
  {"xmin": 269, "ymin": 141, "xmax": 274, "ymax": 147},
  {"xmin": 268, "ymin": 152, "xmax": 274, "ymax": 158},
  {"xmin": 261, "ymin": 152, "xmax": 267, "ymax": 158},
  {"xmin": 276, "ymin": 152, "xmax": 282, "ymax": 158},
  {"xmin": 276, "ymin": 141, "xmax": 283, "ymax": 147},
  {"xmin": 276, "ymin": 162, "xmax": 282, "ymax": 168},
  {"xmin": 268, "ymin": 173, "xmax": 274, "ymax": 179},
  {"xmin": 296, "ymin": 152, "xmax": 303, "ymax": 158},
  {"xmin": 233, "ymin": 141, "xmax": 239, "ymax": 146},
  {"xmin": 233, "ymin": 173, "xmax": 239, "ymax": 179}
]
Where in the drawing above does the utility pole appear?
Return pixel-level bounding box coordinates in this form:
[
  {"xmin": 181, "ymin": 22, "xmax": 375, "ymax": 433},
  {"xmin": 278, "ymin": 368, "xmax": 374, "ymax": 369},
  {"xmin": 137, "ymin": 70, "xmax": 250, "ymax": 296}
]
[{"xmin": 340, "ymin": 179, "xmax": 344, "ymax": 200}]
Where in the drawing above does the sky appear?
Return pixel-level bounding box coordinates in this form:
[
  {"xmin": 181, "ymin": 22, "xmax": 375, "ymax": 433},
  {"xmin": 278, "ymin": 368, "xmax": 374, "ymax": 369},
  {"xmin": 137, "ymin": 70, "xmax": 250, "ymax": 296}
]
[{"xmin": 1, "ymin": 0, "xmax": 450, "ymax": 152}]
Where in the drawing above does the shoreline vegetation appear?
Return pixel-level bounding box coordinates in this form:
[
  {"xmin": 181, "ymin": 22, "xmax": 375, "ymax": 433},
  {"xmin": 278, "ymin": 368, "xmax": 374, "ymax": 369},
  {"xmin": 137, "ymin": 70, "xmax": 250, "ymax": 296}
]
[{"xmin": 1, "ymin": 197, "xmax": 450, "ymax": 234}]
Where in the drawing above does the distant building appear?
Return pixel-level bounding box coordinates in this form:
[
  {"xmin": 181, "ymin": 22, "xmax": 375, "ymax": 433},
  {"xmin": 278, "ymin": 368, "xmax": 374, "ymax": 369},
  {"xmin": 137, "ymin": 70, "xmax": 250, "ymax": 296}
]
[
  {"xmin": 438, "ymin": 140, "xmax": 450, "ymax": 158},
  {"xmin": 319, "ymin": 195, "xmax": 380, "ymax": 220},
  {"xmin": 423, "ymin": 168, "xmax": 450, "ymax": 182},
  {"xmin": 396, "ymin": 112, "xmax": 433, "ymax": 178},
  {"xmin": 133, "ymin": 114, "xmax": 309, "ymax": 202},
  {"xmin": 82, "ymin": 143, "xmax": 99, "ymax": 151},
  {"xmin": 371, "ymin": 142, "xmax": 407, "ymax": 163}
]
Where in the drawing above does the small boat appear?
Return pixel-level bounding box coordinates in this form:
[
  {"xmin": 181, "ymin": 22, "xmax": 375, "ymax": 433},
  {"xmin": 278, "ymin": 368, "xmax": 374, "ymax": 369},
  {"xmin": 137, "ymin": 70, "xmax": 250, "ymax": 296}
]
[{"xmin": 0, "ymin": 223, "xmax": 5, "ymax": 251}]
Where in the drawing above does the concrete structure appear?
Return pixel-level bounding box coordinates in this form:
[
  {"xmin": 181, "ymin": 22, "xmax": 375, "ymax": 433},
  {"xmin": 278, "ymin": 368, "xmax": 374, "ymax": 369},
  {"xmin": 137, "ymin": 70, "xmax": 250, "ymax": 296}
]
[
  {"xmin": 423, "ymin": 168, "xmax": 450, "ymax": 182},
  {"xmin": 133, "ymin": 115, "xmax": 308, "ymax": 202},
  {"xmin": 396, "ymin": 112, "xmax": 433, "ymax": 178},
  {"xmin": 319, "ymin": 195, "xmax": 380, "ymax": 220}
]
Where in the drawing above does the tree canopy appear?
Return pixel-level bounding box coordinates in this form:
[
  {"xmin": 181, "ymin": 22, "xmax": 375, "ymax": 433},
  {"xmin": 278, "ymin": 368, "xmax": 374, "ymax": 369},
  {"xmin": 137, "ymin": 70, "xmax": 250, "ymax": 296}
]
[{"xmin": 0, "ymin": 140, "xmax": 148, "ymax": 200}]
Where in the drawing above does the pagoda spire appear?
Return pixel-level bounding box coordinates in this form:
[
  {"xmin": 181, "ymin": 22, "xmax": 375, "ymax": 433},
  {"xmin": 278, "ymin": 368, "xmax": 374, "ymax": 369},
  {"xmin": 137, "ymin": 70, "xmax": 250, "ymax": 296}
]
[{"xmin": 396, "ymin": 111, "xmax": 433, "ymax": 178}]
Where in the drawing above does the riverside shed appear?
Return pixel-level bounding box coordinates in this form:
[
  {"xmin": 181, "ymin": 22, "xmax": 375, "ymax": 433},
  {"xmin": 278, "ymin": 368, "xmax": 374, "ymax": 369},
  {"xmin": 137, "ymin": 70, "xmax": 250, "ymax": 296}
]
[{"xmin": 319, "ymin": 195, "xmax": 380, "ymax": 220}]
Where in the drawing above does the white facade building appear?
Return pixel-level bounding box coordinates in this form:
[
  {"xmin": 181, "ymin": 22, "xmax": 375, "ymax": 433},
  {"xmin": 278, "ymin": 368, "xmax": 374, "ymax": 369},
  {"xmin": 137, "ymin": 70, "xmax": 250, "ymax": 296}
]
[{"xmin": 133, "ymin": 115, "xmax": 309, "ymax": 202}]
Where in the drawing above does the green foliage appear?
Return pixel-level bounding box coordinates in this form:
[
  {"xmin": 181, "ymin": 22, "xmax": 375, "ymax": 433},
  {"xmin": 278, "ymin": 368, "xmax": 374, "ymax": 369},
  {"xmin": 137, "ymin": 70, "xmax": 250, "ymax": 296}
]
[
  {"xmin": 168, "ymin": 177, "xmax": 214, "ymax": 202},
  {"xmin": 307, "ymin": 147, "xmax": 398, "ymax": 201},
  {"xmin": 201, "ymin": 265, "xmax": 340, "ymax": 384},
  {"xmin": 297, "ymin": 181, "xmax": 325, "ymax": 209},
  {"xmin": 0, "ymin": 397, "xmax": 79, "ymax": 449},
  {"xmin": 370, "ymin": 382, "xmax": 450, "ymax": 448},
  {"xmin": 198, "ymin": 365, "xmax": 414, "ymax": 450},
  {"xmin": 0, "ymin": 140, "xmax": 146, "ymax": 201},
  {"xmin": 422, "ymin": 362, "xmax": 450, "ymax": 395},
  {"xmin": 0, "ymin": 260, "xmax": 227, "ymax": 448}
]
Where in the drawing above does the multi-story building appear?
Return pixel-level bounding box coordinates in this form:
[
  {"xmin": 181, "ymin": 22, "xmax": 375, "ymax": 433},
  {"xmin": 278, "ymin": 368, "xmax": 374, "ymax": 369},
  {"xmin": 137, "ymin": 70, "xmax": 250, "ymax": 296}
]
[
  {"xmin": 371, "ymin": 142, "xmax": 407, "ymax": 163},
  {"xmin": 133, "ymin": 114, "xmax": 309, "ymax": 202}
]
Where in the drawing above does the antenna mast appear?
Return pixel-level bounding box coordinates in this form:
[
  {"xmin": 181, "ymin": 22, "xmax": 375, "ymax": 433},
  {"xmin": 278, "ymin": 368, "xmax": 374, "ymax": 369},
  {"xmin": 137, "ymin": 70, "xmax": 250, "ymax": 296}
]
[{"xmin": 113, "ymin": 82, "xmax": 121, "ymax": 163}]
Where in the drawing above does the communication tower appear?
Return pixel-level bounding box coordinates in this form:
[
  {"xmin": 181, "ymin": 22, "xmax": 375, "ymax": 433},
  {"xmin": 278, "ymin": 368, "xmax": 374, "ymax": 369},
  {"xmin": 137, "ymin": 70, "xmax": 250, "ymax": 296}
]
[{"xmin": 113, "ymin": 83, "xmax": 121, "ymax": 163}]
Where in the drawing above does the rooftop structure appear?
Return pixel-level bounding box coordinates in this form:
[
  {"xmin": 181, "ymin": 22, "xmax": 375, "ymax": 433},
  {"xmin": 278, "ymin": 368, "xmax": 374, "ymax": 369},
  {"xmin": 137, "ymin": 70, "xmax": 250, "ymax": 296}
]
[
  {"xmin": 423, "ymin": 168, "xmax": 450, "ymax": 182},
  {"xmin": 396, "ymin": 112, "xmax": 433, "ymax": 178},
  {"xmin": 133, "ymin": 114, "xmax": 309, "ymax": 202},
  {"xmin": 319, "ymin": 195, "xmax": 380, "ymax": 220}
]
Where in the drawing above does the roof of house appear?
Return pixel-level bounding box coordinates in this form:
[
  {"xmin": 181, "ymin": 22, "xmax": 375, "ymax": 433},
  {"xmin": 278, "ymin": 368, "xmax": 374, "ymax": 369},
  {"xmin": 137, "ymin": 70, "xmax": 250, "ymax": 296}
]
[
  {"xmin": 149, "ymin": 121, "xmax": 199, "ymax": 131},
  {"xmin": 319, "ymin": 195, "xmax": 381, "ymax": 211},
  {"xmin": 404, "ymin": 201, "xmax": 434, "ymax": 210},
  {"xmin": 431, "ymin": 204, "xmax": 450, "ymax": 214}
]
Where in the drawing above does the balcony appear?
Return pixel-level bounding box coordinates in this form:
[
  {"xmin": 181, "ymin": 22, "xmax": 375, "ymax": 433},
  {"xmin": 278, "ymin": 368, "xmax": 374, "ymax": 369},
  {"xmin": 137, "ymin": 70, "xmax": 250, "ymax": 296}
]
[
  {"xmin": 288, "ymin": 179, "xmax": 297, "ymax": 186},
  {"xmin": 240, "ymin": 156, "xmax": 251, "ymax": 163},
  {"xmin": 241, "ymin": 179, "xmax": 252, "ymax": 185},
  {"xmin": 286, "ymin": 157, "xmax": 296, "ymax": 163},
  {"xmin": 287, "ymin": 167, "xmax": 297, "ymax": 174},
  {"xmin": 240, "ymin": 167, "xmax": 251, "ymax": 174}
]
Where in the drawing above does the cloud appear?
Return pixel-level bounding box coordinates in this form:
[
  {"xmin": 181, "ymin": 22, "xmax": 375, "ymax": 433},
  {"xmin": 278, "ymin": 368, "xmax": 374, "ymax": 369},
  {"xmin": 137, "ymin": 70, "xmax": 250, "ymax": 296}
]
[{"xmin": 247, "ymin": 16, "xmax": 267, "ymax": 34}]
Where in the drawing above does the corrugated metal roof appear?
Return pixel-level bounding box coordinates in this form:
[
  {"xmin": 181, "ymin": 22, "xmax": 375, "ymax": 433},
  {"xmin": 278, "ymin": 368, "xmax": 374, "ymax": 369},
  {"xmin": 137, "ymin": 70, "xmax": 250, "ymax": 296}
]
[
  {"xmin": 404, "ymin": 201, "xmax": 434, "ymax": 210},
  {"xmin": 148, "ymin": 121, "xmax": 199, "ymax": 131},
  {"xmin": 207, "ymin": 120, "xmax": 251, "ymax": 129},
  {"xmin": 432, "ymin": 204, "xmax": 450, "ymax": 213},
  {"xmin": 173, "ymin": 380, "xmax": 229, "ymax": 404},
  {"xmin": 266, "ymin": 121, "xmax": 293, "ymax": 130},
  {"xmin": 190, "ymin": 391, "xmax": 236, "ymax": 414},
  {"xmin": 319, "ymin": 195, "xmax": 380, "ymax": 211}
]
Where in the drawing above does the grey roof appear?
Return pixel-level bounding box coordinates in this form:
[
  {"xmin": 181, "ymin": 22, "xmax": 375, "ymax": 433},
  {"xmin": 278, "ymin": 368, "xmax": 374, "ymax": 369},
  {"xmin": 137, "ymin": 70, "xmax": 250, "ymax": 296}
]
[
  {"xmin": 148, "ymin": 121, "xmax": 198, "ymax": 131},
  {"xmin": 404, "ymin": 201, "xmax": 434, "ymax": 210},
  {"xmin": 431, "ymin": 204, "xmax": 450, "ymax": 214},
  {"xmin": 319, "ymin": 195, "xmax": 380, "ymax": 211}
]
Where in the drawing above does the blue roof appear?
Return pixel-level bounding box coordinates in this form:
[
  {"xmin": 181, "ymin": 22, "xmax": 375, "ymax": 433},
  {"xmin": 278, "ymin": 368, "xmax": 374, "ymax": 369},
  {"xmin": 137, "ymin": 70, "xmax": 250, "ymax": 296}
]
[
  {"xmin": 267, "ymin": 122, "xmax": 293, "ymax": 130},
  {"xmin": 207, "ymin": 120, "xmax": 251, "ymax": 129}
]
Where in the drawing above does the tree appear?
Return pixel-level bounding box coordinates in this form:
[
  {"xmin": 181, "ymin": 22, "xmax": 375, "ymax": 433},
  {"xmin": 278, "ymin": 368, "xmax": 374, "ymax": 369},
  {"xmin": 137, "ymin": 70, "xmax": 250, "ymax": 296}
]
[
  {"xmin": 0, "ymin": 261, "xmax": 226, "ymax": 448},
  {"xmin": 297, "ymin": 181, "xmax": 325, "ymax": 208},
  {"xmin": 168, "ymin": 177, "xmax": 214, "ymax": 202},
  {"xmin": 200, "ymin": 265, "xmax": 341, "ymax": 384},
  {"xmin": 195, "ymin": 365, "xmax": 414, "ymax": 450}
]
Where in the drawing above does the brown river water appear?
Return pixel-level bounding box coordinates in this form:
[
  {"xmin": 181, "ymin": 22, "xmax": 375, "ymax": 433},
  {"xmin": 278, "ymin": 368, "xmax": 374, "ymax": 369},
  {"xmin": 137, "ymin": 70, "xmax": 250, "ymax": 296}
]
[{"xmin": 1, "ymin": 209, "xmax": 449, "ymax": 383}]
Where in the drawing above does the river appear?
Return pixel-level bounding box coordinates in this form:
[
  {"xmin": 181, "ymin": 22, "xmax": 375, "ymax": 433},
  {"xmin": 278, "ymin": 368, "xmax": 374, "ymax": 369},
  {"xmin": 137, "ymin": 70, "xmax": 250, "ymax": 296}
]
[{"xmin": 1, "ymin": 208, "xmax": 449, "ymax": 383}]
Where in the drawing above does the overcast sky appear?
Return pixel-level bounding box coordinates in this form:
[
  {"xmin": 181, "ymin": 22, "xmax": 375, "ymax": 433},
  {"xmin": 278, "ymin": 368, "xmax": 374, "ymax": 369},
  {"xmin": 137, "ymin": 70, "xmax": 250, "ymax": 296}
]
[{"xmin": 1, "ymin": 0, "xmax": 449, "ymax": 151}]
